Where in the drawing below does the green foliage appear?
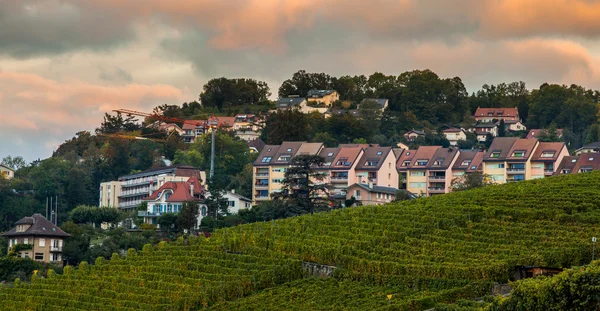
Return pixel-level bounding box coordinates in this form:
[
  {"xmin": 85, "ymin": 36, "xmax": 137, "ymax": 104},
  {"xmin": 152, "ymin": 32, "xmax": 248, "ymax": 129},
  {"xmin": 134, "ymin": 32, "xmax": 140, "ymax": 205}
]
[
  {"xmin": 199, "ymin": 77, "xmax": 271, "ymax": 110},
  {"xmin": 451, "ymin": 172, "xmax": 494, "ymax": 191},
  {"xmin": 176, "ymin": 201, "xmax": 200, "ymax": 232},
  {"xmin": 70, "ymin": 205, "xmax": 119, "ymax": 226},
  {"xmin": 0, "ymin": 257, "xmax": 41, "ymax": 282},
  {"xmin": 261, "ymin": 109, "xmax": 311, "ymax": 144},
  {"xmin": 157, "ymin": 213, "xmax": 178, "ymax": 232}
]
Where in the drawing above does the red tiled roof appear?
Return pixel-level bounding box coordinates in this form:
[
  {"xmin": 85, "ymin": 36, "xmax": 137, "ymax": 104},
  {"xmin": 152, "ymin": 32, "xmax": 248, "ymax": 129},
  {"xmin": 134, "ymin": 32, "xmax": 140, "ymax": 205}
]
[
  {"xmin": 474, "ymin": 107, "xmax": 519, "ymax": 118},
  {"xmin": 526, "ymin": 129, "xmax": 563, "ymax": 139},
  {"xmin": 143, "ymin": 177, "xmax": 203, "ymax": 202},
  {"xmin": 531, "ymin": 142, "xmax": 566, "ymax": 161},
  {"xmin": 396, "ymin": 149, "xmax": 416, "ymax": 170}
]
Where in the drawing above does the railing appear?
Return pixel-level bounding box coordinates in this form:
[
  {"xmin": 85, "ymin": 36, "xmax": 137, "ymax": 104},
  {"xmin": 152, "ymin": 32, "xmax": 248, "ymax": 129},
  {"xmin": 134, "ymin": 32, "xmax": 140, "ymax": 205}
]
[
  {"xmin": 254, "ymin": 183, "xmax": 269, "ymax": 188},
  {"xmin": 255, "ymin": 173, "xmax": 269, "ymax": 177},
  {"xmin": 428, "ymin": 187, "xmax": 445, "ymax": 193},
  {"xmin": 506, "ymin": 168, "xmax": 525, "ymax": 173},
  {"xmin": 254, "ymin": 195, "xmax": 270, "ymax": 199},
  {"xmin": 428, "ymin": 176, "xmax": 445, "ymax": 180},
  {"xmin": 50, "ymin": 246, "xmax": 62, "ymax": 252},
  {"xmin": 368, "ymin": 178, "xmax": 377, "ymax": 182},
  {"xmin": 544, "ymin": 169, "xmax": 554, "ymax": 173}
]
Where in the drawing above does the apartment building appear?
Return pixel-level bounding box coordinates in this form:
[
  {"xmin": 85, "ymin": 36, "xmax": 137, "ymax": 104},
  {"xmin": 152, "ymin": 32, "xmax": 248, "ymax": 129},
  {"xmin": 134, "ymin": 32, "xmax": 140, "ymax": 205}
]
[
  {"xmin": 181, "ymin": 122, "xmax": 205, "ymax": 143},
  {"xmin": 307, "ymin": 90, "xmax": 340, "ymax": 106},
  {"xmin": 253, "ymin": 142, "xmax": 305, "ymax": 202},
  {"xmin": 555, "ymin": 154, "xmax": 600, "ymax": 175},
  {"xmin": 405, "ymin": 146, "xmax": 460, "ymax": 196},
  {"xmin": 451, "ymin": 150, "xmax": 485, "ymax": 178},
  {"xmin": 474, "ymin": 107, "xmax": 520, "ymax": 122},
  {"xmin": 2, "ymin": 214, "xmax": 70, "ymax": 265},
  {"xmin": 354, "ymin": 146, "xmax": 398, "ymax": 188},
  {"xmin": 482, "ymin": 138, "xmax": 567, "ymax": 183},
  {"xmin": 318, "ymin": 146, "xmax": 365, "ymax": 198},
  {"xmin": 396, "ymin": 149, "xmax": 416, "ymax": 189},
  {"xmin": 99, "ymin": 165, "xmax": 204, "ymax": 210}
]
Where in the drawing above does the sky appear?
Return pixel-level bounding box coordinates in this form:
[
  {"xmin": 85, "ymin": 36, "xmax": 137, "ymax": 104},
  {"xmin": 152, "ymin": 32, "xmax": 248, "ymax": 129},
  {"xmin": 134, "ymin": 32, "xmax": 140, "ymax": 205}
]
[{"xmin": 2, "ymin": 0, "xmax": 600, "ymax": 162}]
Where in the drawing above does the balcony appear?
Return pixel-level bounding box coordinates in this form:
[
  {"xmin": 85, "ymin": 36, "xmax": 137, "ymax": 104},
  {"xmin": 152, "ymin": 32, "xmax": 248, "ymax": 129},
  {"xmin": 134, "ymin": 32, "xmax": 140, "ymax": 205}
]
[
  {"xmin": 427, "ymin": 187, "xmax": 446, "ymax": 194},
  {"xmin": 368, "ymin": 178, "xmax": 377, "ymax": 183},
  {"xmin": 544, "ymin": 169, "xmax": 554, "ymax": 175},
  {"xmin": 138, "ymin": 211, "xmax": 160, "ymax": 218},
  {"xmin": 331, "ymin": 175, "xmax": 348, "ymax": 183},
  {"xmin": 255, "ymin": 173, "xmax": 269, "ymax": 177},
  {"xmin": 122, "ymin": 180, "xmax": 152, "ymax": 188},
  {"xmin": 506, "ymin": 168, "xmax": 525, "ymax": 174},
  {"xmin": 254, "ymin": 195, "xmax": 270, "ymax": 200},
  {"xmin": 254, "ymin": 183, "xmax": 269, "ymax": 189},
  {"xmin": 428, "ymin": 175, "xmax": 446, "ymax": 181},
  {"xmin": 50, "ymin": 246, "xmax": 63, "ymax": 252}
]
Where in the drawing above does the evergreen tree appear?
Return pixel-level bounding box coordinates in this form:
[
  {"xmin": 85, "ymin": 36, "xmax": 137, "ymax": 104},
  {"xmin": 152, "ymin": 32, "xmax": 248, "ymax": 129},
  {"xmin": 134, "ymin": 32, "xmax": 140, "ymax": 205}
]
[
  {"xmin": 176, "ymin": 201, "xmax": 200, "ymax": 233},
  {"xmin": 498, "ymin": 119, "xmax": 506, "ymax": 137}
]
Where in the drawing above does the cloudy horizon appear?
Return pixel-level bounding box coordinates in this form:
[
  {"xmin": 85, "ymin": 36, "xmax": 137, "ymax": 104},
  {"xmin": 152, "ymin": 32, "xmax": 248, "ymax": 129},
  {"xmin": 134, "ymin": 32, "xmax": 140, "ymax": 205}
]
[{"xmin": 2, "ymin": 0, "xmax": 600, "ymax": 162}]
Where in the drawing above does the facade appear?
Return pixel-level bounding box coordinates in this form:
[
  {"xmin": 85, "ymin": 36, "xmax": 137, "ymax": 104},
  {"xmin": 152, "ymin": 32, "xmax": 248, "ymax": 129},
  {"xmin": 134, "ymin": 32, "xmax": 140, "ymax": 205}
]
[
  {"xmin": 403, "ymin": 130, "xmax": 425, "ymax": 142},
  {"xmin": 442, "ymin": 128, "xmax": 467, "ymax": 146},
  {"xmin": 224, "ymin": 190, "xmax": 252, "ymax": 211},
  {"xmin": 99, "ymin": 181, "xmax": 121, "ymax": 208},
  {"xmin": 346, "ymin": 183, "xmax": 397, "ymax": 206},
  {"xmin": 502, "ymin": 120, "xmax": 526, "ymax": 132},
  {"xmin": 139, "ymin": 177, "xmax": 205, "ymax": 228},
  {"xmin": 354, "ymin": 146, "xmax": 399, "ymax": 188},
  {"xmin": 555, "ymin": 154, "xmax": 600, "ymax": 175},
  {"xmin": 474, "ymin": 123, "xmax": 498, "ymax": 142},
  {"xmin": 358, "ymin": 98, "xmax": 389, "ymax": 111},
  {"xmin": 98, "ymin": 166, "xmax": 204, "ymax": 210},
  {"xmin": 318, "ymin": 146, "xmax": 365, "ymax": 199},
  {"xmin": 451, "ymin": 150, "xmax": 485, "ymax": 179},
  {"xmin": 306, "ymin": 90, "xmax": 339, "ymax": 106},
  {"xmin": 482, "ymin": 137, "xmax": 567, "ymax": 183},
  {"xmin": 0, "ymin": 164, "xmax": 15, "ymax": 179},
  {"xmin": 396, "ymin": 149, "xmax": 416, "ymax": 189},
  {"xmin": 405, "ymin": 146, "xmax": 460, "ymax": 196},
  {"xmin": 181, "ymin": 122, "xmax": 205, "ymax": 143},
  {"xmin": 277, "ymin": 97, "xmax": 307, "ymax": 109},
  {"xmin": 2, "ymin": 214, "xmax": 70, "ymax": 265},
  {"xmin": 474, "ymin": 107, "xmax": 520, "ymax": 122}
]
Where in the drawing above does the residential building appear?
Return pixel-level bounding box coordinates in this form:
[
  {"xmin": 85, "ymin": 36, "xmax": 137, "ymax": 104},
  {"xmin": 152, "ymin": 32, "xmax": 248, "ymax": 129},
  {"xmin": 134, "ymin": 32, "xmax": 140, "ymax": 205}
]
[
  {"xmin": 482, "ymin": 137, "xmax": 567, "ymax": 184},
  {"xmin": 158, "ymin": 123, "xmax": 184, "ymax": 135},
  {"xmin": 575, "ymin": 142, "xmax": 600, "ymax": 155},
  {"xmin": 233, "ymin": 114, "xmax": 261, "ymax": 141},
  {"xmin": 404, "ymin": 130, "xmax": 425, "ymax": 142},
  {"xmin": 2, "ymin": 214, "xmax": 71, "ymax": 265},
  {"xmin": 554, "ymin": 156, "xmax": 579, "ymax": 175},
  {"xmin": 207, "ymin": 115, "xmax": 236, "ymax": 131},
  {"xmin": 451, "ymin": 150, "xmax": 485, "ymax": 179},
  {"xmin": 526, "ymin": 129, "xmax": 563, "ymax": 140},
  {"xmin": 99, "ymin": 181, "xmax": 121, "ymax": 208},
  {"xmin": 529, "ymin": 142, "xmax": 569, "ymax": 178},
  {"xmin": 181, "ymin": 122, "xmax": 206, "ymax": 143},
  {"xmin": 224, "ymin": 190, "xmax": 252, "ymax": 211},
  {"xmin": 306, "ymin": 90, "xmax": 340, "ymax": 106},
  {"xmin": 474, "ymin": 107, "xmax": 520, "ymax": 122},
  {"xmin": 139, "ymin": 177, "xmax": 205, "ymax": 228},
  {"xmin": 405, "ymin": 146, "xmax": 460, "ymax": 196},
  {"xmin": 396, "ymin": 149, "xmax": 416, "ymax": 189},
  {"xmin": 474, "ymin": 123, "xmax": 498, "ymax": 142},
  {"xmin": 316, "ymin": 146, "xmax": 365, "ymax": 199},
  {"xmin": 346, "ymin": 183, "xmax": 397, "ymax": 206},
  {"xmin": 358, "ymin": 98, "xmax": 389, "ymax": 111},
  {"xmin": 555, "ymin": 154, "xmax": 600, "ymax": 175},
  {"xmin": 100, "ymin": 165, "xmax": 204, "ymax": 210},
  {"xmin": 248, "ymin": 138, "xmax": 266, "ymax": 154},
  {"xmin": 501, "ymin": 120, "xmax": 527, "ymax": 132},
  {"xmin": 0, "ymin": 164, "xmax": 15, "ymax": 179},
  {"xmin": 253, "ymin": 142, "xmax": 306, "ymax": 202},
  {"xmin": 354, "ymin": 146, "xmax": 398, "ymax": 188},
  {"xmin": 442, "ymin": 128, "xmax": 467, "ymax": 146},
  {"xmin": 277, "ymin": 96, "xmax": 307, "ymax": 109}
]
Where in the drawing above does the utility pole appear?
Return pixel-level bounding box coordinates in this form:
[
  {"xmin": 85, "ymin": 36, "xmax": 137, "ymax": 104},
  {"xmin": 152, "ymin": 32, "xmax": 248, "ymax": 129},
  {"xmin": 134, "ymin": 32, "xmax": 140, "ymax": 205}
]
[{"xmin": 209, "ymin": 116, "xmax": 216, "ymax": 181}]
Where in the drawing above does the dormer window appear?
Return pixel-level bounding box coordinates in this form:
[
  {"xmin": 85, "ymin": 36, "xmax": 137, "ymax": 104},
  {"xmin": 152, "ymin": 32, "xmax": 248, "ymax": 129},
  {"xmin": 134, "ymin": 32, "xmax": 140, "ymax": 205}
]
[
  {"xmin": 327, "ymin": 152, "xmax": 334, "ymax": 157},
  {"xmin": 402, "ymin": 160, "xmax": 410, "ymax": 167},
  {"xmin": 416, "ymin": 160, "xmax": 428, "ymax": 166},
  {"xmin": 365, "ymin": 161, "xmax": 378, "ymax": 166},
  {"xmin": 461, "ymin": 160, "xmax": 472, "ymax": 166},
  {"xmin": 278, "ymin": 155, "xmax": 291, "ymax": 161},
  {"xmin": 470, "ymin": 166, "xmax": 477, "ymax": 170},
  {"xmin": 512, "ymin": 150, "xmax": 526, "ymax": 157},
  {"xmin": 490, "ymin": 152, "xmax": 500, "ymax": 158},
  {"xmin": 406, "ymin": 152, "xmax": 411, "ymax": 155},
  {"xmin": 541, "ymin": 151, "xmax": 555, "ymax": 158},
  {"xmin": 336, "ymin": 158, "xmax": 349, "ymax": 166}
]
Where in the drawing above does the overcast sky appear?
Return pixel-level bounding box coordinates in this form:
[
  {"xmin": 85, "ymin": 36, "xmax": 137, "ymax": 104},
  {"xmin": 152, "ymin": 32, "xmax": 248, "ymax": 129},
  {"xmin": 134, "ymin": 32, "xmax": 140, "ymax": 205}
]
[{"xmin": 2, "ymin": 0, "xmax": 600, "ymax": 162}]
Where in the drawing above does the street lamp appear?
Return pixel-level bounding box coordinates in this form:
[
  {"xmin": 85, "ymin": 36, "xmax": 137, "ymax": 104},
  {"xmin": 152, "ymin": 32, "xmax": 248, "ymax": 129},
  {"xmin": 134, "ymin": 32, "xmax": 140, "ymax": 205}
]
[{"xmin": 593, "ymin": 237, "xmax": 597, "ymax": 262}]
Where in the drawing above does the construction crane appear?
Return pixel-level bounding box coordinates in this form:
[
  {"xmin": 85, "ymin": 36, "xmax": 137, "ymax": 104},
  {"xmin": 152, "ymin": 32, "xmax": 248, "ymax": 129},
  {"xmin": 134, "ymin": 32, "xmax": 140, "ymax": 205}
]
[
  {"xmin": 96, "ymin": 132, "xmax": 168, "ymax": 143},
  {"xmin": 111, "ymin": 108, "xmax": 218, "ymax": 180}
]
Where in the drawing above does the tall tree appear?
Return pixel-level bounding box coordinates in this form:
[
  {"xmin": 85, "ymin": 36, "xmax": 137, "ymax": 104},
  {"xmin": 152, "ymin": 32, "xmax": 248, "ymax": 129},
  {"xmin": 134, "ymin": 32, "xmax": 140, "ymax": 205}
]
[
  {"xmin": 274, "ymin": 155, "xmax": 330, "ymax": 215},
  {"xmin": 261, "ymin": 109, "xmax": 311, "ymax": 144},
  {"xmin": 176, "ymin": 201, "xmax": 200, "ymax": 232},
  {"xmin": 278, "ymin": 70, "xmax": 332, "ymax": 97},
  {"xmin": 1, "ymin": 156, "xmax": 27, "ymax": 170},
  {"xmin": 200, "ymin": 78, "xmax": 271, "ymax": 110},
  {"xmin": 498, "ymin": 120, "xmax": 506, "ymax": 137}
]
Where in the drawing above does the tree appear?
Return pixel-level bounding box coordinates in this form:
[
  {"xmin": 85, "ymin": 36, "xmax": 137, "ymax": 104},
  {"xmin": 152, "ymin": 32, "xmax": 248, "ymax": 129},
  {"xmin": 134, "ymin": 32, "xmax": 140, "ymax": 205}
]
[
  {"xmin": 312, "ymin": 132, "xmax": 337, "ymax": 147},
  {"xmin": 451, "ymin": 172, "xmax": 494, "ymax": 191},
  {"xmin": 394, "ymin": 190, "xmax": 413, "ymax": 201},
  {"xmin": 95, "ymin": 112, "xmax": 139, "ymax": 134},
  {"xmin": 261, "ymin": 109, "xmax": 311, "ymax": 144},
  {"xmin": 485, "ymin": 133, "xmax": 494, "ymax": 148},
  {"xmin": 199, "ymin": 78, "xmax": 271, "ymax": 110},
  {"xmin": 1, "ymin": 156, "xmax": 27, "ymax": 170},
  {"xmin": 205, "ymin": 178, "xmax": 228, "ymax": 219},
  {"xmin": 278, "ymin": 70, "xmax": 332, "ymax": 97},
  {"xmin": 498, "ymin": 119, "xmax": 506, "ymax": 137},
  {"xmin": 274, "ymin": 155, "xmax": 331, "ymax": 215},
  {"xmin": 176, "ymin": 201, "xmax": 200, "ymax": 232},
  {"xmin": 537, "ymin": 124, "xmax": 562, "ymax": 142},
  {"xmin": 157, "ymin": 213, "xmax": 178, "ymax": 232}
]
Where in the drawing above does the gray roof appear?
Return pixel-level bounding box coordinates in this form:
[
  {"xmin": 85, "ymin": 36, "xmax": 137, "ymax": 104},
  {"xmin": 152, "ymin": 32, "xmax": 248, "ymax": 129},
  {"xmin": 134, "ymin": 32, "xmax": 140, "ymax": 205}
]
[
  {"xmin": 2, "ymin": 214, "xmax": 71, "ymax": 238},
  {"xmin": 227, "ymin": 191, "xmax": 252, "ymax": 202},
  {"xmin": 307, "ymin": 89, "xmax": 336, "ymax": 97},
  {"xmin": 475, "ymin": 123, "xmax": 498, "ymax": 128},
  {"xmin": 119, "ymin": 165, "xmax": 199, "ymax": 180},
  {"xmin": 350, "ymin": 183, "xmax": 398, "ymax": 195},
  {"xmin": 253, "ymin": 145, "xmax": 281, "ymax": 166},
  {"xmin": 427, "ymin": 147, "xmax": 459, "ymax": 170},
  {"xmin": 577, "ymin": 142, "xmax": 600, "ymax": 151},
  {"xmin": 359, "ymin": 98, "xmax": 388, "ymax": 109},
  {"xmin": 355, "ymin": 146, "xmax": 392, "ymax": 170},
  {"xmin": 483, "ymin": 137, "xmax": 519, "ymax": 161},
  {"xmin": 0, "ymin": 164, "xmax": 15, "ymax": 172},
  {"xmin": 277, "ymin": 97, "xmax": 306, "ymax": 108}
]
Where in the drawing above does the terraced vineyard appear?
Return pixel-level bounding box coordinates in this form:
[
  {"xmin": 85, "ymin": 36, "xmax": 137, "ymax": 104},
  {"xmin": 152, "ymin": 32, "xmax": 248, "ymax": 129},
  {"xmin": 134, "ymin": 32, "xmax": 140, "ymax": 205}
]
[{"xmin": 2, "ymin": 172, "xmax": 600, "ymax": 310}]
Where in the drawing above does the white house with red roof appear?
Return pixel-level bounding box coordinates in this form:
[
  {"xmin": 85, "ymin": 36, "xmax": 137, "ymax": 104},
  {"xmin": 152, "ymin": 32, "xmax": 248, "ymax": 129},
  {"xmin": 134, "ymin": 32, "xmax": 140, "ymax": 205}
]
[{"xmin": 139, "ymin": 176, "xmax": 206, "ymax": 228}]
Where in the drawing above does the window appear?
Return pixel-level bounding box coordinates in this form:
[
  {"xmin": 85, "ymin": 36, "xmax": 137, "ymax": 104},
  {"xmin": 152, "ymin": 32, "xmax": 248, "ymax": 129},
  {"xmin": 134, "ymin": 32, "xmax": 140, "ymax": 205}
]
[
  {"xmin": 388, "ymin": 173, "xmax": 391, "ymax": 180},
  {"xmin": 286, "ymin": 148, "xmax": 292, "ymax": 152},
  {"xmin": 590, "ymin": 157, "xmax": 595, "ymax": 161},
  {"xmin": 490, "ymin": 152, "xmax": 500, "ymax": 158},
  {"xmin": 228, "ymin": 201, "xmax": 235, "ymax": 207},
  {"xmin": 377, "ymin": 193, "xmax": 381, "ymax": 199},
  {"xmin": 471, "ymin": 166, "xmax": 477, "ymax": 170},
  {"xmin": 416, "ymin": 160, "xmax": 428, "ymax": 166},
  {"xmin": 201, "ymin": 206, "xmax": 207, "ymax": 216},
  {"xmin": 24, "ymin": 238, "xmax": 28, "ymax": 244},
  {"xmin": 336, "ymin": 158, "xmax": 349, "ymax": 166},
  {"xmin": 277, "ymin": 155, "xmax": 291, "ymax": 161},
  {"xmin": 461, "ymin": 160, "xmax": 472, "ymax": 166},
  {"xmin": 51, "ymin": 253, "xmax": 60, "ymax": 262},
  {"xmin": 354, "ymin": 190, "xmax": 361, "ymax": 197},
  {"xmin": 410, "ymin": 171, "xmax": 425, "ymax": 177},
  {"xmin": 365, "ymin": 161, "xmax": 378, "ymax": 166},
  {"xmin": 327, "ymin": 152, "xmax": 334, "ymax": 157},
  {"xmin": 571, "ymin": 159, "xmax": 577, "ymax": 163},
  {"xmin": 261, "ymin": 157, "xmax": 272, "ymax": 163},
  {"xmin": 406, "ymin": 152, "xmax": 411, "ymax": 155},
  {"xmin": 23, "ymin": 253, "xmax": 30, "ymax": 258},
  {"xmin": 409, "ymin": 182, "xmax": 426, "ymax": 189},
  {"xmin": 272, "ymin": 179, "xmax": 282, "ymax": 183},
  {"xmin": 376, "ymin": 151, "xmax": 383, "ymax": 155},
  {"xmin": 499, "ymin": 164, "xmax": 505, "ymax": 168},
  {"xmin": 267, "ymin": 148, "xmax": 271, "ymax": 152},
  {"xmin": 39, "ymin": 239, "xmax": 45, "ymax": 247},
  {"xmin": 35, "ymin": 253, "xmax": 44, "ymax": 261},
  {"xmin": 512, "ymin": 150, "xmax": 525, "ymax": 157},
  {"xmin": 402, "ymin": 160, "xmax": 410, "ymax": 167}
]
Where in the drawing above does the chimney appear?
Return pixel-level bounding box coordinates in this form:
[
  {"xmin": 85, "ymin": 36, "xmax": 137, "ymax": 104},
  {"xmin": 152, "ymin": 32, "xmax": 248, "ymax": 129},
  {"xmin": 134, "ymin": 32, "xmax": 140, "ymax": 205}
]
[
  {"xmin": 231, "ymin": 189, "xmax": 235, "ymax": 194},
  {"xmin": 368, "ymin": 182, "xmax": 373, "ymax": 189},
  {"xmin": 190, "ymin": 183, "xmax": 194, "ymax": 196}
]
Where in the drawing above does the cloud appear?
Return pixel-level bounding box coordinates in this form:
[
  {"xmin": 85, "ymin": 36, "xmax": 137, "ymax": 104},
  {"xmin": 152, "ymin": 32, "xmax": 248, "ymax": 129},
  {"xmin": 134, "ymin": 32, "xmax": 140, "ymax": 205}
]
[
  {"xmin": 99, "ymin": 66, "xmax": 133, "ymax": 83},
  {"xmin": 0, "ymin": 71, "xmax": 186, "ymax": 161}
]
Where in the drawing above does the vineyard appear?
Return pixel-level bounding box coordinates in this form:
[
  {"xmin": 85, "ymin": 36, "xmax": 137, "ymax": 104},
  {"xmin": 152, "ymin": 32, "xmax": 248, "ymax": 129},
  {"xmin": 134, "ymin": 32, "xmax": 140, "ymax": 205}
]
[{"xmin": 2, "ymin": 172, "xmax": 600, "ymax": 310}]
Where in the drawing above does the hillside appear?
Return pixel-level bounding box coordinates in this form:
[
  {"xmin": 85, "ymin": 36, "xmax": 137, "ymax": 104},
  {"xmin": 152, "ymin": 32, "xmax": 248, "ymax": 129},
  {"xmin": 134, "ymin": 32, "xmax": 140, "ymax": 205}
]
[{"xmin": 2, "ymin": 172, "xmax": 600, "ymax": 310}]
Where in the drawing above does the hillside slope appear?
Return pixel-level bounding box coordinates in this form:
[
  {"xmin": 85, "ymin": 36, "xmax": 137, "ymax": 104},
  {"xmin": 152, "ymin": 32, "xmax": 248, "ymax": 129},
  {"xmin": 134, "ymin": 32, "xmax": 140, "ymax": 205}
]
[{"xmin": 2, "ymin": 172, "xmax": 600, "ymax": 310}]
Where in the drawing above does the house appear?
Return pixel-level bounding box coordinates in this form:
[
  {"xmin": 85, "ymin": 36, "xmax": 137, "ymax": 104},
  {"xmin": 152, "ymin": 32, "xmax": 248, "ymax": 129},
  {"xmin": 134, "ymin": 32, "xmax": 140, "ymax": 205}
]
[
  {"xmin": 0, "ymin": 164, "xmax": 15, "ymax": 179},
  {"xmin": 157, "ymin": 123, "xmax": 184, "ymax": 135},
  {"xmin": 346, "ymin": 183, "xmax": 397, "ymax": 206},
  {"xmin": 482, "ymin": 137, "xmax": 568, "ymax": 184},
  {"xmin": 139, "ymin": 176, "xmax": 206, "ymax": 228},
  {"xmin": 224, "ymin": 190, "xmax": 252, "ymax": 211},
  {"xmin": 404, "ymin": 146, "xmax": 460, "ymax": 196},
  {"xmin": 276, "ymin": 96, "xmax": 328, "ymax": 114},
  {"xmin": 306, "ymin": 90, "xmax": 339, "ymax": 106},
  {"xmin": 181, "ymin": 121, "xmax": 206, "ymax": 143},
  {"xmin": 403, "ymin": 130, "xmax": 425, "ymax": 142},
  {"xmin": 529, "ymin": 142, "xmax": 569, "ymax": 178},
  {"xmin": 474, "ymin": 123, "xmax": 498, "ymax": 142},
  {"xmin": 207, "ymin": 115, "xmax": 235, "ymax": 131},
  {"xmin": 473, "ymin": 107, "xmax": 520, "ymax": 122},
  {"xmin": 442, "ymin": 128, "xmax": 467, "ymax": 146},
  {"xmin": 317, "ymin": 146, "xmax": 365, "ymax": 199},
  {"xmin": 526, "ymin": 129, "xmax": 563, "ymax": 139},
  {"xmin": 451, "ymin": 150, "xmax": 485, "ymax": 179},
  {"xmin": 354, "ymin": 146, "xmax": 399, "ymax": 188},
  {"xmin": 575, "ymin": 142, "xmax": 600, "ymax": 155},
  {"xmin": 555, "ymin": 153, "xmax": 600, "ymax": 175},
  {"xmin": 99, "ymin": 165, "xmax": 204, "ymax": 210},
  {"xmin": 233, "ymin": 114, "xmax": 261, "ymax": 141},
  {"xmin": 500, "ymin": 120, "xmax": 526, "ymax": 132},
  {"xmin": 554, "ymin": 156, "xmax": 580, "ymax": 175},
  {"xmin": 396, "ymin": 149, "xmax": 416, "ymax": 189},
  {"xmin": 358, "ymin": 98, "xmax": 389, "ymax": 111},
  {"xmin": 247, "ymin": 138, "xmax": 266, "ymax": 154},
  {"xmin": 2, "ymin": 214, "xmax": 71, "ymax": 265}
]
